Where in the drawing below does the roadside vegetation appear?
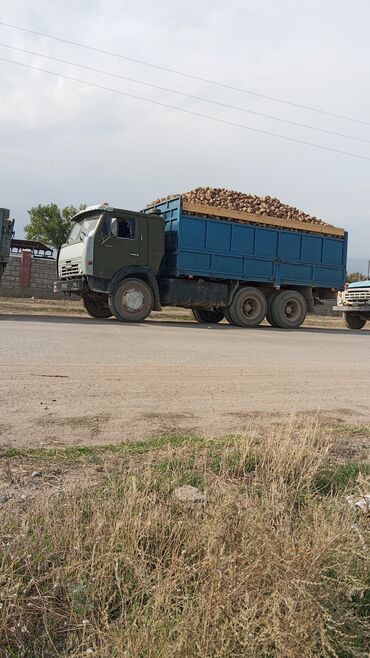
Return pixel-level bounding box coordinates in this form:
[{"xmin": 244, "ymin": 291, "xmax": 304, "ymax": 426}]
[
  {"xmin": 0, "ymin": 420, "xmax": 369, "ymax": 657},
  {"xmin": 346, "ymin": 272, "xmax": 369, "ymax": 284}
]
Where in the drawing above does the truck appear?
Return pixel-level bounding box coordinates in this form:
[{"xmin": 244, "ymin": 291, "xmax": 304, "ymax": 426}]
[
  {"xmin": 0, "ymin": 208, "xmax": 14, "ymax": 284},
  {"xmin": 54, "ymin": 196, "xmax": 347, "ymax": 329},
  {"xmin": 334, "ymin": 263, "xmax": 370, "ymax": 329}
]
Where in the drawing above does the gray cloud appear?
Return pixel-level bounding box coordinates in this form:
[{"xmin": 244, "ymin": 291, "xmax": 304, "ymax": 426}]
[{"xmin": 0, "ymin": 0, "xmax": 369, "ymax": 257}]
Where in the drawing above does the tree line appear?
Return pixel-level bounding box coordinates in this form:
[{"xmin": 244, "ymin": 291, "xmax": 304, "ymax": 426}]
[{"xmin": 25, "ymin": 204, "xmax": 86, "ymax": 249}]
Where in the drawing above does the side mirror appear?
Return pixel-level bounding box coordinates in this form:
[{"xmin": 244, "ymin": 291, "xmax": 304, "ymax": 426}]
[{"xmin": 111, "ymin": 217, "xmax": 118, "ymax": 237}]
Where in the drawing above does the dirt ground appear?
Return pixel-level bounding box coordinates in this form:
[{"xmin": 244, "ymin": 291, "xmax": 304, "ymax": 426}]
[
  {"xmin": 0, "ymin": 295, "xmax": 347, "ymax": 326},
  {"xmin": 1, "ymin": 297, "xmax": 369, "ymax": 510},
  {"xmin": 1, "ymin": 297, "xmax": 370, "ymax": 451}
]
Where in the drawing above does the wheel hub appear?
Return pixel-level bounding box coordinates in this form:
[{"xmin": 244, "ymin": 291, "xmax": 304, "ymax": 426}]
[
  {"xmin": 284, "ymin": 300, "xmax": 299, "ymax": 320},
  {"xmin": 242, "ymin": 298, "xmax": 259, "ymax": 319},
  {"xmin": 123, "ymin": 288, "xmax": 144, "ymax": 311}
]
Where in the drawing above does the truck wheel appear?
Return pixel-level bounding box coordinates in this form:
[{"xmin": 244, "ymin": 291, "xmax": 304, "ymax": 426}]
[
  {"xmin": 111, "ymin": 278, "xmax": 153, "ymax": 323},
  {"xmin": 82, "ymin": 294, "xmax": 112, "ymax": 319},
  {"xmin": 192, "ymin": 308, "xmax": 224, "ymax": 323},
  {"xmin": 343, "ymin": 313, "xmax": 366, "ymax": 330},
  {"xmin": 228, "ymin": 287, "xmax": 267, "ymax": 328},
  {"xmin": 266, "ymin": 292, "xmax": 280, "ymax": 327},
  {"xmin": 223, "ymin": 308, "xmax": 238, "ymax": 325},
  {"xmin": 270, "ymin": 290, "xmax": 307, "ymax": 329}
]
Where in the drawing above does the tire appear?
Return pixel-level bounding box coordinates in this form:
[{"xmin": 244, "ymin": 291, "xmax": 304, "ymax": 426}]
[
  {"xmin": 82, "ymin": 294, "xmax": 112, "ymax": 319},
  {"xmin": 192, "ymin": 308, "xmax": 224, "ymax": 323},
  {"xmin": 266, "ymin": 291, "xmax": 280, "ymax": 327},
  {"xmin": 343, "ymin": 313, "xmax": 366, "ymax": 330},
  {"xmin": 228, "ymin": 287, "xmax": 267, "ymax": 328},
  {"xmin": 270, "ymin": 290, "xmax": 307, "ymax": 329},
  {"xmin": 223, "ymin": 307, "xmax": 238, "ymax": 325},
  {"xmin": 111, "ymin": 278, "xmax": 153, "ymax": 323}
]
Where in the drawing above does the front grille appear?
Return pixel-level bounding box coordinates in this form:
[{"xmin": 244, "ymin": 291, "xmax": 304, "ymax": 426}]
[
  {"xmin": 345, "ymin": 289, "xmax": 370, "ymax": 303},
  {"xmin": 60, "ymin": 261, "xmax": 81, "ymax": 278}
]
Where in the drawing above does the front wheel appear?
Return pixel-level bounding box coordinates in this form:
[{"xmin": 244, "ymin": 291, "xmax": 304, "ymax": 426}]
[
  {"xmin": 111, "ymin": 278, "xmax": 153, "ymax": 323},
  {"xmin": 82, "ymin": 294, "xmax": 112, "ymax": 319},
  {"xmin": 192, "ymin": 308, "xmax": 224, "ymax": 323},
  {"xmin": 270, "ymin": 290, "xmax": 307, "ymax": 329},
  {"xmin": 228, "ymin": 287, "xmax": 267, "ymax": 328},
  {"xmin": 343, "ymin": 313, "xmax": 366, "ymax": 330}
]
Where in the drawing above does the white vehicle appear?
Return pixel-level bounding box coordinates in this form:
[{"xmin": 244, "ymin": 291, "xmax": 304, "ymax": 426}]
[{"xmin": 334, "ymin": 266, "xmax": 370, "ymax": 329}]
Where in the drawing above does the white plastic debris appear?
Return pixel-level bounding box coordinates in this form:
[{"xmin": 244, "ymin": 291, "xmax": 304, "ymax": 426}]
[{"xmin": 346, "ymin": 494, "xmax": 370, "ymax": 514}]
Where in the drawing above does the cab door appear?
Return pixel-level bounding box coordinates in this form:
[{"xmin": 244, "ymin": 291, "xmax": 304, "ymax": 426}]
[{"xmin": 93, "ymin": 211, "xmax": 147, "ymax": 280}]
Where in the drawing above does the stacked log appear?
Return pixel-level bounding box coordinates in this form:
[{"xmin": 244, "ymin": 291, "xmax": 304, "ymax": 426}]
[{"xmin": 149, "ymin": 187, "xmax": 333, "ymax": 228}]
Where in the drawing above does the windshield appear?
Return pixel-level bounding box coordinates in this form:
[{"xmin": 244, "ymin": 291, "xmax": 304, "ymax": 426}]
[{"xmin": 67, "ymin": 213, "xmax": 102, "ymax": 243}]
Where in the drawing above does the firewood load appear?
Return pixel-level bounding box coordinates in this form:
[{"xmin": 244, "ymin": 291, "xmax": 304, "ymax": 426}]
[{"xmin": 149, "ymin": 187, "xmax": 335, "ymax": 229}]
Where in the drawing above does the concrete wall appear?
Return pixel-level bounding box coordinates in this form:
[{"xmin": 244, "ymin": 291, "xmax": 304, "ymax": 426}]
[{"xmin": 0, "ymin": 253, "xmax": 61, "ymax": 299}]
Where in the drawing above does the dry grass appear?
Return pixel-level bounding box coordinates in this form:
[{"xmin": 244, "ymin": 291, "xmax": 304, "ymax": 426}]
[
  {"xmin": 0, "ymin": 421, "xmax": 369, "ymax": 657},
  {"xmin": 0, "ymin": 296, "xmax": 84, "ymax": 316}
]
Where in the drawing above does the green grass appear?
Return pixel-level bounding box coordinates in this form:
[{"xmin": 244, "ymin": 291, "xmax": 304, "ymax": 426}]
[
  {"xmin": 314, "ymin": 462, "xmax": 370, "ymax": 494},
  {"xmin": 334, "ymin": 424, "xmax": 370, "ymax": 437},
  {"xmin": 0, "ymin": 434, "xmax": 223, "ymax": 464}
]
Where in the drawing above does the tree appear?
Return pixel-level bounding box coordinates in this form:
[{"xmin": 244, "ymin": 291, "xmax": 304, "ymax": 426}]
[
  {"xmin": 346, "ymin": 272, "xmax": 368, "ymax": 283},
  {"xmin": 25, "ymin": 203, "xmax": 86, "ymax": 249}
]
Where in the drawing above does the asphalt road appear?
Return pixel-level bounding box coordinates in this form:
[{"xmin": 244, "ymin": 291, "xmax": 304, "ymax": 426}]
[{"xmin": 1, "ymin": 314, "xmax": 370, "ymax": 447}]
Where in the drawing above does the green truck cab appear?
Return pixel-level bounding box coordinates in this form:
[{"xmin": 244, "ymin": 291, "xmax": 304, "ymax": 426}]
[{"xmin": 54, "ymin": 205, "xmax": 164, "ymax": 321}]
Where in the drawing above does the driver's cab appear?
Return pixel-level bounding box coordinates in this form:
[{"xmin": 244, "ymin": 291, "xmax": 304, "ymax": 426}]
[{"xmin": 58, "ymin": 204, "xmax": 164, "ymax": 281}]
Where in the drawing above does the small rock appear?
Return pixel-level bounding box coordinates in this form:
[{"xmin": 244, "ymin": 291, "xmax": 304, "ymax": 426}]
[
  {"xmin": 31, "ymin": 471, "xmax": 42, "ymax": 478},
  {"xmin": 0, "ymin": 494, "xmax": 13, "ymax": 505},
  {"xmin": 174, "ymin": 485, "xmax": 205, "ymax": 504}
]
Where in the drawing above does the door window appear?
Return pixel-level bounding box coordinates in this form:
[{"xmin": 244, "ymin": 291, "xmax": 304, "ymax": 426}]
[
  {"xmin": 102, "ymin": 216, "xmax": 136, "ymax": 239},
  {"xmin": 117, "ymin": 218, "xmax": 136, "ymax": 239}
]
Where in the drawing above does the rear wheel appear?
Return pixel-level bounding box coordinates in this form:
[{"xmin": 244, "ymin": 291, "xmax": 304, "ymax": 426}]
[
  {"xmin": 270, "ymin": 290, "xmax": 307, "ymax": 329},
  {"xmin": 266, "ymin": 292, "xmax": 280, "ymax": 327},
  {"xmin": 192, "ymin": 308, "xmax": 224, "ymax": 323},
  {"xmin": 82, "ymin": 294, "xmax": 112, "ymax": 319},
  {"xmin": 111, "ymin": 278, "xmax": 153, "ymax": 323},
  {"xmin": 343, "ymin": 313, "xmax": 366, "ymax": 330},
  {"xmin": 228, "ymin": 287, "xmax": 267, "ymax": 328}
]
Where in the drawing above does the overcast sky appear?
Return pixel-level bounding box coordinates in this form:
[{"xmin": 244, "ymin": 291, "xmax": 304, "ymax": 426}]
[{"xmin": 1, "ymin": 0, "xmax": 369, "ymax": 258}]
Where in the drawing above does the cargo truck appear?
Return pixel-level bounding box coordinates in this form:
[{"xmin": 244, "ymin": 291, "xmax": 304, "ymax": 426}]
[
  {"xmin": 54, "ymin": 197, "xmax": 347, "ymax": 329},
  {"xmin": 334, "ymin": 263, "xmax": 370, "ymax": 329},
  {"xmin": 0, "ymin": 208, "xmax": 14, "ymax": 284}
]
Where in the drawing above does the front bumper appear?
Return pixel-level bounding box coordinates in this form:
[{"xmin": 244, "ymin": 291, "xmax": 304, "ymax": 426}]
[
  {"xmin": 54, "ymin": 278, "xmax": 84, "ymax": 293},
  {"xmin": 333, "ymin": 305, "xmax": 370, "ymax": 313}
]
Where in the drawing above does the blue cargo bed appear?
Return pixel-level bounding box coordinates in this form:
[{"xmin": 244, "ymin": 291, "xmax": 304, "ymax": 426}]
[{"xmin": 144, "ymin": 197, "xmax": 347, "ymax": 290}]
